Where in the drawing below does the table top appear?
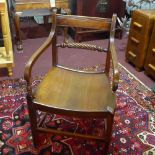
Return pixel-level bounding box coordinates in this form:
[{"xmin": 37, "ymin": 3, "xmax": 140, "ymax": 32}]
[{"xmin": 14, "ymin": 0, "xmax": 69, "ymax": 11}]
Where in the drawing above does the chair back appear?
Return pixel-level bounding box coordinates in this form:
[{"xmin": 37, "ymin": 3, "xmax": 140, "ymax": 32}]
[
  {"xmin": 24, "ymin": 9, "xmax": 119, "ymax": 92},
  {"xmin": 51, "ymin": 9, "xmax": 117, "ymax": 75}
]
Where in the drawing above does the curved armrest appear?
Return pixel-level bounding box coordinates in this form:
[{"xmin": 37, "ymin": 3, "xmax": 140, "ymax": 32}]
[
  {"xmin": 24, "ymin": 9, "xmax": 57, "ymax": 96},
  {"xmin": 110, "ymin": 38, "xmax": 119, "ymax": 92},
  {"xmin": 109, "ymin": 14, "xmax": 119, "ymax": 92}
]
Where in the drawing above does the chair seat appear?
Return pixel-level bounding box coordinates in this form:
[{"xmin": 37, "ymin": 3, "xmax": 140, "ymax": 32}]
[{"xmin": 34, "ymin": 67, "xmax": 115, "ymax": 113}]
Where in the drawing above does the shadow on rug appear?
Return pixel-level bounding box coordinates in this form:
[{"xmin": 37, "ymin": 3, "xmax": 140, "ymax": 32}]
[{"xmin": 0, "ymin": 64, "xmax": 155, "ymax": 155}]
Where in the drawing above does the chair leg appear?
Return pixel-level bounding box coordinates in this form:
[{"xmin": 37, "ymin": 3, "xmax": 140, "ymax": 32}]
[
  {"xmin": 7, "ymin": 66, "xmax": 13, "ymax": 77},
  {"xmin": 104, "ymin": 140, "xmax": 111, "ymax": 155},
  {"xmin": 13, "ymin": 13, "xmax": 23, "ymax": 50},
  {"xmin": 43, "ymin": 16, "xmax": 49, "ymax": 25},
  {"xmin": 27, "ymin": 95, "xmax": 38, "ymax": 147},
  {"xmin": 103, "ymin": 114, "xmax": 114, "ymax": 154}
]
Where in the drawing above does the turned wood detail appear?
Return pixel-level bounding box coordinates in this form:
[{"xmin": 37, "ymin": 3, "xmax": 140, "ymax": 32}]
[{"xmin": 56, "ymin": 42, "xmax": 107, "ymax": 52}]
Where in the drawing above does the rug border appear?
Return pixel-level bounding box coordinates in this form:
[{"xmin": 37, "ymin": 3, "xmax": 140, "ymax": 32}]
[{"xmin": 118, "ymin": 63, "xmax": 151, "ymax": 91}]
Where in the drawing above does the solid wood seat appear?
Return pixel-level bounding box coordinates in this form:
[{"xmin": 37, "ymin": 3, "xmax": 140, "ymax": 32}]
[
  {"xmin": 34, "ymin": 66, "xmax": 115, "ymax": 114},
  {"xmin": 24, "ymin": 8, "xmax": 119, "ymax": 154}
]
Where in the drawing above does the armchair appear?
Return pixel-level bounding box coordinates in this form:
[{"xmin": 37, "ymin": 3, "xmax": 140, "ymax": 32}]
[{"xmin": 24, "ymin": 8, "xmax": 119, "ymax": 154}]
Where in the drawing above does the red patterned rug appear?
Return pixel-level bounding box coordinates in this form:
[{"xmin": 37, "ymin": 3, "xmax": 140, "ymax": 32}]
[{"xmin": 0, "ymin": 64, "xmax": 155, "ymax": 155}]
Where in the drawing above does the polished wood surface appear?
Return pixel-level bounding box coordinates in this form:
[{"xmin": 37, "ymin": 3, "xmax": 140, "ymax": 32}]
[
  {"xmin": 56, "ymin": 15, "xmax": 111, "ymax": 30},
  {"xmin": 14, "ymin": 0, "xmax": 69, "ymax": 11},
  {"xmin": 24, "ymin": 9, "xmax": 119, "ymax": 154},
  {"xmin": 0, "ymin": 0, "xmax": 14, "ymax": 76},
  {"xmin": 34, "ymin": 67, "xmax": 115, "ymax": 113}
]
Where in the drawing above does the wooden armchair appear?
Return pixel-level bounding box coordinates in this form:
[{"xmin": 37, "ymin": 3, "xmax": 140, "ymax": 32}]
[
  {"xmin": 24, "ymin": 8, "xmax": 119, "ymax": 154},
  {"xmin": 11, "ymin": 0, "xmax": 70, "ymax": 50}
]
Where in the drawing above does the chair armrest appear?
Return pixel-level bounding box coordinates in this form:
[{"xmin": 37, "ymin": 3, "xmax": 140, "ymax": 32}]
[
  {"xmin": 110, "ymin": 38, "xmax": 119, "ymax": 92},
  {"xmin": 109, "ymin": 14, "xmax": 119, "ymax": 92},
  {"xmin": 24, "ymin": 9, "xmax": 57, "ymax": 96},
  {"xmin": 24, "ymin": 32, "xmax": 55, "ymax": 95}
]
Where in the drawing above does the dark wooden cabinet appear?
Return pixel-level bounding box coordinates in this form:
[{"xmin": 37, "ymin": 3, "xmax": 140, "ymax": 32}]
[
  {"xmin": 69, "ymin": 0, "xmax": 125, "ymax": 41},
  {"xmin": 75, "ymin": 0, "xmax": 125, "ymax": 17}
]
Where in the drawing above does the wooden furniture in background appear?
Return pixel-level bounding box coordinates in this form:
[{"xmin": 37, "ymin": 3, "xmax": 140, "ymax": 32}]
[
  {"xmin": 0, "ymin": 0, "xmax": 14, "ymax": 76},
  {"xmin": 144, "ymin": 21, "xmax": 155, "ymax": 79},
  {"xmin": 74, "ymin": 0, "xmax": 125, "ymax": 17},
  {"xmin": 126, "ymin": 10, "xmax": 155, "ymax": 71},
  {"xmin": 69, "ymin": 0, "xmax": 126, "ymax": 41},
  {"xmin": 11, "ymin": 0, "xmax": 70, "ymax": 50},
  {"xmin": 24, "ymin": 8, "xmax": 119, "ymax": 154},
  {"xmin": 0, "ymin": 21, "xmax": 3, "ymax": 46}
]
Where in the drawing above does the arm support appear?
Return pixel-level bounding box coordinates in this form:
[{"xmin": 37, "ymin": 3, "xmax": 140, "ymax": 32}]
[
  {"xmin": 110, "ymin": 38, "xmax": 119, "ymax": 92},
  {"xmin": 110, "ymin": 14, "xmax": 119, "ymax": 92},
  {"xmin": 24, "ymin": 9, "xmax": 57, "ymax": 96}
]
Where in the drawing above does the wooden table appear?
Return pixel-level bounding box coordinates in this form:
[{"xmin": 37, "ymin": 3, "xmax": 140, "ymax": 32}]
[{"xmin": 12, "ymin": 0, "xmax": 70, "ymax": 50}]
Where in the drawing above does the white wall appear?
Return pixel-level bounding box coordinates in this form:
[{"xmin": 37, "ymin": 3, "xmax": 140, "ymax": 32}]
[{"xmin": 125, "ymin": 0, "xmax": 155, "ymax": 14}]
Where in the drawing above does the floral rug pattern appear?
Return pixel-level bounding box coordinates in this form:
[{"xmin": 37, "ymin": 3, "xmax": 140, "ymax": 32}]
[{"xmin": 0, "ymin": 64, "xmax": 155, "ymax": 155}]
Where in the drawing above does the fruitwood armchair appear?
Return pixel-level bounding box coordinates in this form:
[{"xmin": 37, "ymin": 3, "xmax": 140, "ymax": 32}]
[
  {"xmin": 11, "ymin": 0, "xmax": 70, "ymax": 50},
  {"xmin": 24, "ymin": 8, "xmax": 119, "ymax": 154}
]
